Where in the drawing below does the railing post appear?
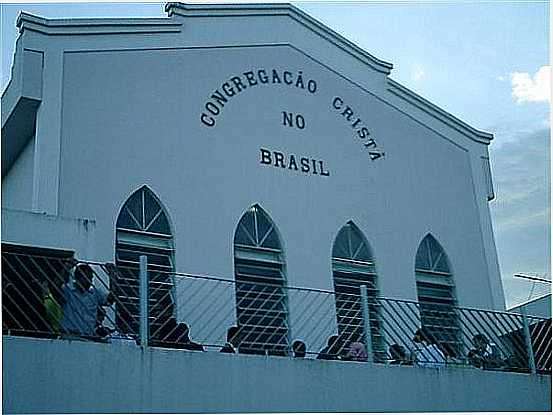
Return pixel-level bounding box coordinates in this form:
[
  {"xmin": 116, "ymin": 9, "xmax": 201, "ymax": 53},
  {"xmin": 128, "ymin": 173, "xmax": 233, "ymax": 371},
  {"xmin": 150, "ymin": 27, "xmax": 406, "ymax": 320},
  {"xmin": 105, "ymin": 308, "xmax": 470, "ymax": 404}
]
[
  {"xmin": 360, "ymin": 285, "xmax": 374, "ymax": 362},
  {"xmin": 139, "ymin": 255, "xmax": 148, "ymax": 348},
  {"xmin": 521, "ymin": 307, "xmax": 536, "ymax": 374}
]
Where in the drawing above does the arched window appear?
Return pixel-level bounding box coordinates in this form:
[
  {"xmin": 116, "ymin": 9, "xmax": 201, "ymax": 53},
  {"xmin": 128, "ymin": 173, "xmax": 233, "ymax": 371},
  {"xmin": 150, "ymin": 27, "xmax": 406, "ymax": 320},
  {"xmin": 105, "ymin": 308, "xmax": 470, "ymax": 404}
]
[
  {"xmin": 115, "ymin": 186, "xmax": 174, "ymax": 338},
  {"xmin": 415, "ymin": 234, "xmax": 460, "ymax": 357},
  {"xmin": 332, "ymin": 221, "xmax": 384, "ymax": 361},
  {"xmin": 233, "ymin": 205, "xmax": 288, "ymax": 355}
]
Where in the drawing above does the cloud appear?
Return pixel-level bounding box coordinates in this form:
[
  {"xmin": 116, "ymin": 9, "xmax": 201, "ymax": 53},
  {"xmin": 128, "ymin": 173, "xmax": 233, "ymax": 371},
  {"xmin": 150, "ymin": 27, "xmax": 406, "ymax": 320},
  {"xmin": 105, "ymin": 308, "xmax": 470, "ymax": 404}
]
[
  {"xmin": 509, "ymin": 65, "xmax": 550, "ymax": 104},
  {"xmin": 494, "ymin": 208, "xmax": 549, "ymax": 232},
  {"xmin": 489, "ymin": 128, "xmax": 550, "ymax": 306}
]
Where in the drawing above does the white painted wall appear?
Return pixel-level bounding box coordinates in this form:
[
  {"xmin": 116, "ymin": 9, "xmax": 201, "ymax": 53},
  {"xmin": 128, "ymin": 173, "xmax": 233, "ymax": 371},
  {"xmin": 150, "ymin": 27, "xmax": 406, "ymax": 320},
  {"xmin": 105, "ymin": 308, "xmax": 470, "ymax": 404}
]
[
  {"xmin": 3, "ymin": 336, "xmax": 551, "ymax": 413},
  {"xmin": 1, "ymin": 136, "xmax": 34, "ymax": 210},
  {"xmin": 1, "ymin": 8, "xmax": 506, "ymax": 348},
  {"xmin": 56, "ymin": 46, "xmax": 493, "ymax": 307}
]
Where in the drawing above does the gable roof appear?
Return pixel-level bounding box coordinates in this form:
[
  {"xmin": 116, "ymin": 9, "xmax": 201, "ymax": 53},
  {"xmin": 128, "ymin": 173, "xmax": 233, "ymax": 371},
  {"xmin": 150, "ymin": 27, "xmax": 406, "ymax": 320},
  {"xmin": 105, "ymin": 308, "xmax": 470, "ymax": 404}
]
[{"xmin": 165, "ymin": 2, "xmax": 394, "ymax": 75}]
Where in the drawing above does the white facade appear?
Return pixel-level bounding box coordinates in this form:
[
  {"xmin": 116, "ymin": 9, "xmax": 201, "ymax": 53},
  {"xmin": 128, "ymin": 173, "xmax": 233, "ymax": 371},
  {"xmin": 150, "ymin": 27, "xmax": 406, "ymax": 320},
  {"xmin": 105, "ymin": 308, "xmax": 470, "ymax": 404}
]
[
  {"xmin": 2, "ymin": 3, "xmax": 505, "ymax": 327},
  {"xmin": 5, "ymin": 5, "xmax": 553, "ymax": 414},
  {"xmin": 3, "ymin": 336, "xmax": 551, "ymax": 413}
]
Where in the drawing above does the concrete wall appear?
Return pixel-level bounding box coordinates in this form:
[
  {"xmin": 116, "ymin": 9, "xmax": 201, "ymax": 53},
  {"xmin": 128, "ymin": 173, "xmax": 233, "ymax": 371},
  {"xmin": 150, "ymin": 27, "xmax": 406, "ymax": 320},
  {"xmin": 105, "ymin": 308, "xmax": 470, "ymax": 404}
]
[
  {"xmin": 3, "ymin": 336, "xmax": 551, "ymax": 413},
  {"xmin": 1, "ymin": 136, "xmax": 34, "ymax": 210},
  {"xmin": 1, "ymin": 208, "xmax": 97, "ymax": 259}
]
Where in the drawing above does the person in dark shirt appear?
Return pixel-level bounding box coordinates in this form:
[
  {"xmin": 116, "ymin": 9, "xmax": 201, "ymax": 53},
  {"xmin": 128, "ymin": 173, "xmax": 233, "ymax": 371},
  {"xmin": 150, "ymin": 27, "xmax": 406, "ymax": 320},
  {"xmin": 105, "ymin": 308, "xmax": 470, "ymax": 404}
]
[
  {"xmin": 317, "ymin": 334, "xmax": 341, "ymax": 360},
  {"xmin": 171, "ymin": 322, "xmax": 204, "ymax": 351},
  {"xmin": 389, "ymin": 343, "xmax": 411, "ymax": 365},
  {"xmin": 151, "ymin": 318, "xmax": 204, "ymax": 351},
  {"xmin": 292, "ymin": 340, "xmax": 307, "ymax": 358},
  {"xmin": 220, "ymin": 326, "xmax": 240, "ymax": 353}
]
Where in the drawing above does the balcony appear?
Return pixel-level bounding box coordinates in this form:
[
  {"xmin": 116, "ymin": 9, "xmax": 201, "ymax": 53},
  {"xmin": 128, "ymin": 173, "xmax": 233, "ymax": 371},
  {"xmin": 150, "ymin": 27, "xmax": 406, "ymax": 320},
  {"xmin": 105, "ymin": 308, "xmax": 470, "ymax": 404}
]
[{"xmin": 2, "ymin": 248, "xmax": 551, "ymax": 413}]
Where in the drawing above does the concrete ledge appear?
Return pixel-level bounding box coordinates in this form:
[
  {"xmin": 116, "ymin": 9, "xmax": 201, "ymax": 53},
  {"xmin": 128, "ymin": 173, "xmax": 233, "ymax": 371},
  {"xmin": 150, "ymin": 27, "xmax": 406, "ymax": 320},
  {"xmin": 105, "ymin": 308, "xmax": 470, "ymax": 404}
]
[
  {"xmin": 3, "ymin": 336, "xmax": 551, "ymax": 413},
  {"xmin": 1, "ymin": 208, "xmax": 96, "ymax": 258}
]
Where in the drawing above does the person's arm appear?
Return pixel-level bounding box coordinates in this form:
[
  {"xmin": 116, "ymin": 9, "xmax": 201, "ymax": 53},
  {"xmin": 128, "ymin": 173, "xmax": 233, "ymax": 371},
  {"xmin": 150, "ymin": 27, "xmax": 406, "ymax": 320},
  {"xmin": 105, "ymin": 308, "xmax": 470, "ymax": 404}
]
[{"xmin": 101, "ymin": 263, "xmax": 117, "ymax": 306}]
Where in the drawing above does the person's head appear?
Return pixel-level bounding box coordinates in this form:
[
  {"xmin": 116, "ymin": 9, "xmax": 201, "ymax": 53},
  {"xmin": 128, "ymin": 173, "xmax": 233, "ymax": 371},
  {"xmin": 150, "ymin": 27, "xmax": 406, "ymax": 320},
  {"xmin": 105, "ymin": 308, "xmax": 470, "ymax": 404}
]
[
  {"xmin": 74, "ymin": 264, "xmax": 94, "ymax": 293},
  {"xmin": 413, "ymin": 327, "xmax": 434, "ymax": 345},
  {"xmin": 176, "ymin": 323, "xmax": 190, "ymax": 343},
  {"xmin": 227, "ymin": 326, "xmax": 241, "ymax": 346},
  {"xmin": 389, "ymin": 343, "xmax": 407, "ymax": 360},
  {"xmin": 292, "ymin": 340, "xmax": 306, "ymax": 358},
  {"xmin": 327, "ymin": 334, "xmax": 339, "ymax": 348},
  {"xmin": 473, "ymin": 334, "xmax": 489, "ymax": 350}
]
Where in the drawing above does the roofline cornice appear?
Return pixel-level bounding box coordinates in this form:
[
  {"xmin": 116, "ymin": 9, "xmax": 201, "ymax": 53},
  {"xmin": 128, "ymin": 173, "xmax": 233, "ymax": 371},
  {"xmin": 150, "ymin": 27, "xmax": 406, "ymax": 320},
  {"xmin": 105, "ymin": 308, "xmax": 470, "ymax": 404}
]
[
  {"xmin": 387, "ymin": 78, "xmax": 494, "ymax": 145},
  {"xmin": 164, "ymin": 2, "xmax": 393, "ymax": 75},
  {"xmin": 508, "ymin": 292, "xmax": 551, "ymax": 311},
  {"xmin": 16, "ymin": 12, "xmax": 182, "ymax": 35}
]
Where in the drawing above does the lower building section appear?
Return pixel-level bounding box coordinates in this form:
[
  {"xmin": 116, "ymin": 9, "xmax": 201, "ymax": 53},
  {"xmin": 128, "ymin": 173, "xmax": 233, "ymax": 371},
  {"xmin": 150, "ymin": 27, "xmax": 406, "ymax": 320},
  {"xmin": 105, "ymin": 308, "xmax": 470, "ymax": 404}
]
[{"xmin": 3, "ymin": 336, "xmax": 551, "ymax": 413}]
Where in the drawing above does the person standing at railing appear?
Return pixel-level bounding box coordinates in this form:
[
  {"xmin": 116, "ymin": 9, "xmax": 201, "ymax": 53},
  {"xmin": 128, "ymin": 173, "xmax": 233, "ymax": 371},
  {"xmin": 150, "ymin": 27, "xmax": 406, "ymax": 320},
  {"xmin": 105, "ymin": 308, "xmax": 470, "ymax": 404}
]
[
  {"xmin": 59, "ymin": 263, "xmax": 114, "ymax": 338},
  {"xmin": 468, "ymin": 334, "xmax": 504, "ymax": 370},
  {"xmin": 411, "ymin": 328, "xmax": 446, "ymax": 369}
]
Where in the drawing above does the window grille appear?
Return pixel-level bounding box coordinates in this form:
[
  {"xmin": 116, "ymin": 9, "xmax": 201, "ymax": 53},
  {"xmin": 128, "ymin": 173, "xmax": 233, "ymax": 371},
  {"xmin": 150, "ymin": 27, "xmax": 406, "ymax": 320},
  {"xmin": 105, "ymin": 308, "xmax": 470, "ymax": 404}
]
[
  {"xmin": 115, "ymin": 186, "xmax": 175, "ymax": 337},
  {"xmin": 234, "ymin": 205, "xmax": 289, "ymax": 355},
  {"xmin": 415, "ymin": 234, "xmax": 461, "ymax": 358},
  {"xmin": 332, "ymin": 221, "xmax": 385, "ymax": 361}
]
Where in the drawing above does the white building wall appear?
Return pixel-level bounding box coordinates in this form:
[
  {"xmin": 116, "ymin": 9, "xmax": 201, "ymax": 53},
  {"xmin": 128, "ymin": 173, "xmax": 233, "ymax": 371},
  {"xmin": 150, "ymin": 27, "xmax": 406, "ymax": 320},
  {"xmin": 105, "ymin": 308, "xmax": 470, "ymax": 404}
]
[
  {"xmin": 54, "ymin": 46, "xmax": 494, "ymax": 310},
  {"xmin": 3, "ymin": 336, "xmax": 551, "ymax": 414},
  {"xmin": 1, "ymin": 8, "xmax": 507, "ymax": 345},
  {"xmin": 1, "ymin": 136, "xmax": 35, "ymax": 210}
]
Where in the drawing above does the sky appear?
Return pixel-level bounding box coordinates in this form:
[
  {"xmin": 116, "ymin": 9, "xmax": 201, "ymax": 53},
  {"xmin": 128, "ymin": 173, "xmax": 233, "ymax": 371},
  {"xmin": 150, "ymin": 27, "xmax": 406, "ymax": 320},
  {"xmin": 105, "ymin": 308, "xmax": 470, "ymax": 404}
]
[{"xmin": 0, "ymin": 1, "xmax": 550, "ymax": 308}]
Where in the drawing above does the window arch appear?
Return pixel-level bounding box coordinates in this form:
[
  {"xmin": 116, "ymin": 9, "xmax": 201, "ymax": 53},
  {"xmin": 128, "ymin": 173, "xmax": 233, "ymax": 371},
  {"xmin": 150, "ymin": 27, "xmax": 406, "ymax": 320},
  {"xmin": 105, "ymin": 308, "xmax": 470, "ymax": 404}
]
[
  {"xmin": 233, "ymin": 205, "xmax": 288, "ymax": 355},
  {"xmin": 332, "ymin": 221, "xmax": 384, "ymax": 361},
  {"xmin": 114, "ymin": 186, "xmax": 175, "ymax": 338},
  {"xmin": 415, "ymin": 234, "xmax": 460, "ymax": 357}
]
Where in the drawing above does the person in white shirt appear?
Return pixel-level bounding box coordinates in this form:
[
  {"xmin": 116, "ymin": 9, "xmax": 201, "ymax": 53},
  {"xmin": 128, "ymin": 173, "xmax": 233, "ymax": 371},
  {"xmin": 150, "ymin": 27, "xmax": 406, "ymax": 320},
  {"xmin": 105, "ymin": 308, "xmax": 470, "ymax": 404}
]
[
  {"xmin": 59, "ymin": 263, "xmax": 114, "ymax": 337},
  {"xmin": 411, "ymin": 327, "xmax": 446, "ymax": 369}
]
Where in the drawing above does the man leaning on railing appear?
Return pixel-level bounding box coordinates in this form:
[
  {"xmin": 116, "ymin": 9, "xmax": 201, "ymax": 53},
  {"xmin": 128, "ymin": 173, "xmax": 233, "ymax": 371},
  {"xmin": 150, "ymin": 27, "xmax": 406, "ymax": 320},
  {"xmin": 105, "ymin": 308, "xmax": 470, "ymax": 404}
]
[{"xmin": 59, "ymin": 263, "xmax": 114, "ymax": 339}]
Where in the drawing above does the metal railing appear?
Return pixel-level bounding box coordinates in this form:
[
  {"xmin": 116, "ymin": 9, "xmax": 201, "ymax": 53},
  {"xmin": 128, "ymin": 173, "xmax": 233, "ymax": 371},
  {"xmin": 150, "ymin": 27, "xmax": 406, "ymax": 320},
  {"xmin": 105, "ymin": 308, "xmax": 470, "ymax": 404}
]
[{"xmin": 2, "ymin": 250, "xmax": 551, "ymax": 374}]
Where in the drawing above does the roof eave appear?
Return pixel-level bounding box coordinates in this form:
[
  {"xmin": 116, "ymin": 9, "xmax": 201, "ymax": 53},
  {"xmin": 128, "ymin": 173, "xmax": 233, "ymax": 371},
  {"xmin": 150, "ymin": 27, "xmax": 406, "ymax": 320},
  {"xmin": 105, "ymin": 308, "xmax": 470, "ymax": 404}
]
[
  {"xmin": 16, "ymin": 11, "xmax": 181, "ymax": 35},
  {"xmin": 165, "ymin": 2, "xmax": 393, "ymax": 75},
  {"xmin": 387, "ymin": 78, "xmax": 494, "ymax": 145}
]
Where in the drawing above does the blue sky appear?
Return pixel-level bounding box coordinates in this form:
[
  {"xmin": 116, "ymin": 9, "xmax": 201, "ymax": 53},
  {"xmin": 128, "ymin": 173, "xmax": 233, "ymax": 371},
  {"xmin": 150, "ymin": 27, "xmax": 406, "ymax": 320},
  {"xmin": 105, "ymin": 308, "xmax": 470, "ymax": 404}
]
[{"xmin": 1, "ymin": 1, "xmax": 550, "ymax": 307}]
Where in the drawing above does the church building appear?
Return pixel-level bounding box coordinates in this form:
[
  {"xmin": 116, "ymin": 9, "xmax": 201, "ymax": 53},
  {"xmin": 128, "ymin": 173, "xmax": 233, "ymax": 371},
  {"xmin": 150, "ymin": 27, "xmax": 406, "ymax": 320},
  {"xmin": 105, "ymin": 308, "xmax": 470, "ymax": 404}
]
[{"xmin": 2, "ymin": 3, "xmax": 549, "ymax": 413}]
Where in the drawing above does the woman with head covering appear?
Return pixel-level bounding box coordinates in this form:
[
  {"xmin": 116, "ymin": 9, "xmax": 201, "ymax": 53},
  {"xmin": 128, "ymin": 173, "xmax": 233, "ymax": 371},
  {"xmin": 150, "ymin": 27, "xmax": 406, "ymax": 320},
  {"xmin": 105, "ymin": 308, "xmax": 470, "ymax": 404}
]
[{"xmin": 345, "ymin": 341, "xmax": 368, "ymax": 362}]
